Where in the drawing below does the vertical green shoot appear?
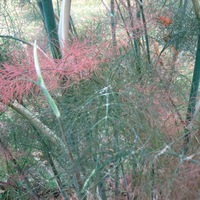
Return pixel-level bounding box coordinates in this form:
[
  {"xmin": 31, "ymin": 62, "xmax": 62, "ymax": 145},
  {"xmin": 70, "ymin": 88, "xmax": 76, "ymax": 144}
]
[{"xmin": 33, "ymin": 41, "xmax": 61, "ymax": 118}]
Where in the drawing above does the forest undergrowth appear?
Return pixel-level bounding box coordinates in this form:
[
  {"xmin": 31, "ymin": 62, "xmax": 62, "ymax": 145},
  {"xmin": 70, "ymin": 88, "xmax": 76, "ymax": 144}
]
[{"xmin": 0, "ymin": 0, "xmax": 200, "ymax": 199}]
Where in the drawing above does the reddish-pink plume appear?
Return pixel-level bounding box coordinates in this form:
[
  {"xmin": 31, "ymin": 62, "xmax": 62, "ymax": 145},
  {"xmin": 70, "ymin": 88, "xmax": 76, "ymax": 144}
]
[{"xmin": 0, "ymin": 39, "xmax": 106, "ymax": 105}]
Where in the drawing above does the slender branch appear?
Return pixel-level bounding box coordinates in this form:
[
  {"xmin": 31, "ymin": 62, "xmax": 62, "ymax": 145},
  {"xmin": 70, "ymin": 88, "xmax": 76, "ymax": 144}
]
[
  {"xmin": 0, "ymin": 35, "xmax": 32, "ymax": 46},
  {"xmin": 101, "ymin": 0, "xmax": 111, "ymax": 12},
  {"xmin": 115, "ymin": 0, "xmax": 134, "ymax": 47},
  {"xmin": 138, "ymin": 0, "xmax": 152, "ymax": 71},
  {"xmin": 9, "ymin": 101, "xmax": 65, "ymax": 148},
  {"xmin": 110, "ymin": 0, "xmax": 117, "ymax": 52}
]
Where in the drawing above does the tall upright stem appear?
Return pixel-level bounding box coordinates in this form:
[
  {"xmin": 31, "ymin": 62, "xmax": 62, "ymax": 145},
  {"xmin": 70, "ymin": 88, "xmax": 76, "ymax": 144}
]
[
  {"xmin": 58, "ymin": 0, "xmax": 71, "ymax": 54},
  {"xmin": 183, "ymin": 0, "xmax": 200, "ymax": 153},
  {"xmin": 127, "ymin": 0, "xmax": 141, "ymax": 76},
  {"xmin": 183, "ymin": 34, "xmax": 200, "ymax": 153},
  {"xmin": 138, "ymin": 0, "xmax": 151, "ymax": 72},
  {"xmin": 110, "ymin": 0, "xmax": 117, "ymax": 54},
  {"xmin": 40, "ymin": 0, "xmax": 62, "ymax": 59}
]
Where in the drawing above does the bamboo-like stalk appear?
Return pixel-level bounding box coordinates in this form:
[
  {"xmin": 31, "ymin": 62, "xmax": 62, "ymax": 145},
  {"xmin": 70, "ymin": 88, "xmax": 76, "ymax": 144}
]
[
  {"xmin": 138, "ymin": 0, "xmax": 152, "ymax": 72},
  {"xmin": 40, "ymin": 0, "xmax": 62, "ymax": 59},
  {"xmin": 183, "ymin": 34, "xmax": 200, "ymax": 153},
  {"xmin": 110, "ymin": 0, "xmax": 117, "ymax": 54},
  {"xmin": 127, "ymin": 0, "xmax": 142, "ymax": 76},
  {"xmin": 183, "ymin": 0, "xmax": 200, "ymax": 153},
  {"xmin": 115, "ymin": 0, "xmax": 134, "ymax": 47},
  {"xmin": 58, "ymin": 0, "xmax": 71, "ymax": 54}
]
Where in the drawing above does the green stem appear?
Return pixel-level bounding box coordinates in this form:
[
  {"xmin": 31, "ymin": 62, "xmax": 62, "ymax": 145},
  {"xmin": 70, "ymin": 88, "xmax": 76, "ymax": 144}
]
[
  {"xmin": 40, "ymin": 0, "xmax": 62, "ymax": 59},
  {"xmin": 183, "ymin": 34, "xmax": 200, "ymax": 153},
  {"xmin": 127, "ymin": 0, "xmax": 142, "ymax": 76},
  {"xmin": 138, "ymin": 0, "xmax": 152, "ymax": 72},
  {"xmin": 110, "ymin": 0, "xmax": 117, "ymax": 53}
]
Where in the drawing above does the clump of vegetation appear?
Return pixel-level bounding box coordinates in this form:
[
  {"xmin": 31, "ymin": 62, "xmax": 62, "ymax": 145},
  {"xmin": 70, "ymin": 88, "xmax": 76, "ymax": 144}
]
[{"xmin": 0, "ymin": 0, "xmax": 199, "ymax": 200}]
